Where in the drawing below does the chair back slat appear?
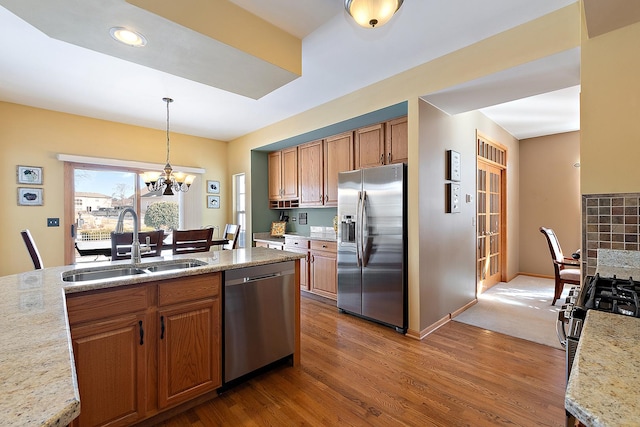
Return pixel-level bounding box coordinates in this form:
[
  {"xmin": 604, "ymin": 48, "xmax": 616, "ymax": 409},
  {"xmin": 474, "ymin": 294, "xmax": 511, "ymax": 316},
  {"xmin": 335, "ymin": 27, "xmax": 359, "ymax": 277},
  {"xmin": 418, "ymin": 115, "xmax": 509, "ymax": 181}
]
[
  {"xmin": 222, "ymin": 224, "xmax": 241, "ymax": 250},
  {"xmin": 172, "ymin": 228, "xmax": 213, "ymax": 254},
  {"xmin": 111, "ymin": 230, "xmax": 165, "ymax": 260},
  {"xmin": 540, "ymin": 226, "xmax": 564, "ymax": 264},
  {"xmin": 21, "ymin": 229, "xmax": 43, "ymax": 270}
]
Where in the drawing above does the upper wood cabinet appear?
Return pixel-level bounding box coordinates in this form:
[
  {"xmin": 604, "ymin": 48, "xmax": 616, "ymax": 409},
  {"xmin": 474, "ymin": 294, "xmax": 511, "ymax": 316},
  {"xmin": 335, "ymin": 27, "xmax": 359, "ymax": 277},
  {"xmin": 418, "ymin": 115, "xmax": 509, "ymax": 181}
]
[
  {"xmin": 324, "ymin": 132, "xmax": 354, "ymax": 206},
  {"xmin": 385, "ymin": 116, "xmax": 408, "ymax": 165},
  {"xmin": 298, "ymin": 132, "xmax": 354, "ymax": 208},
  {"xmin": 354, "ymin": 117, "xmax": 408, "ymax": 169},
  {"xmin": 298, "ymin": 140, "xmax": 324, "ymax": 207},
  {"xmin": 268, "ymin": 147, "xmax": 299, "ymax": 208},
  {"xmin": 269, "ymin": 116, "xmax": 405, "ymax": 208},
  {"xmin": 355, "ymin": 123, "xmax": 385, "ymax": 169}
]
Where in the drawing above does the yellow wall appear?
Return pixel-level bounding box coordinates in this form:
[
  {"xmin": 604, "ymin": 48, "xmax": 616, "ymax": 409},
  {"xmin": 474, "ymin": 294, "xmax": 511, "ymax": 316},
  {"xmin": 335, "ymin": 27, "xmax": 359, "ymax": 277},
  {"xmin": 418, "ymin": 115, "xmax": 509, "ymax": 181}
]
[
  {"xmin": 581, "ymin": 15, "xmax": 640, "ymax": 193},
  {"xmin": 228, "ymin": 5, "xmax": 580, "ymax": 335},
  {"xmin": 1, "ymin": 102, "xmax": 227, "ymax": 276},
  {"xmin": 0, "ymin": 4, "xmax": 584, "ymax": 334},
  {"xmin": 519, "ymin": 131, "xmax": 581, "ymax": 276}
]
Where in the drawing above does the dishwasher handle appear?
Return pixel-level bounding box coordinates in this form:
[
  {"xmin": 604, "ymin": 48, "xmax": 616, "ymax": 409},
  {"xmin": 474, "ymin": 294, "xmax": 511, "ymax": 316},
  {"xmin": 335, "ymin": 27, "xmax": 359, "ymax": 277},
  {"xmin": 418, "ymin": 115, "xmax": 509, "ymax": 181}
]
[
  {"xmin": 243, "ymin": 272, "xmax": 281, "ymax": 283},
  {"xmin": 226, "ymin": 271, "xmax": 289, "ymax": 286}
]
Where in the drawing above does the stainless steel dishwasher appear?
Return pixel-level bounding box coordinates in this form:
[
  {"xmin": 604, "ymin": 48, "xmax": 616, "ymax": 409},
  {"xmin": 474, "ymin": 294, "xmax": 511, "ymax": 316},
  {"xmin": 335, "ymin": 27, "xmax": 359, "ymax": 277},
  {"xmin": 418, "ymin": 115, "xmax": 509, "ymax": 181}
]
[{"xmin": 224, "ymin": 261, "xmax": 296, "ymax": 383}]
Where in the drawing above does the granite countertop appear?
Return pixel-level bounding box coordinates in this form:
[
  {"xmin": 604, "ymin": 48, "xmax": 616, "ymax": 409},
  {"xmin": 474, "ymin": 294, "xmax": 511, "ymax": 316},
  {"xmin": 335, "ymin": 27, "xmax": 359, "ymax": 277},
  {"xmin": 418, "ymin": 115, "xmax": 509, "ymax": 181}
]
[
  {"xmin": 0, "ymin": 247, "xmax": 303, "ymax": 426},
  {"xmin": 254, "ymin": 227, "xmax": 337, "ymax": 244},
  {"xmin": 565, "ymin": 310, "xmax": 640, "ymax": 426}
]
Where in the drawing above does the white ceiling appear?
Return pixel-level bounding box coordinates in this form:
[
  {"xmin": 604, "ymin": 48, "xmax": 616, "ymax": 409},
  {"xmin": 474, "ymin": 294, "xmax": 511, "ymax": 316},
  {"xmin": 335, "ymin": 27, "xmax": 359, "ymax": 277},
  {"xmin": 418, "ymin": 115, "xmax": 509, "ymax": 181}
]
[{"xmin": 0, "ymin": 0, "xmax": 579, "ymax": 142}]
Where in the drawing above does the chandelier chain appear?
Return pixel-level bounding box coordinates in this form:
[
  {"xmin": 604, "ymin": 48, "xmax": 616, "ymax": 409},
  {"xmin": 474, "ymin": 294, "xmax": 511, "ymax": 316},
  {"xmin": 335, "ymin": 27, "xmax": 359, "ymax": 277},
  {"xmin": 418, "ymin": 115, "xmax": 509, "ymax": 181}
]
[{"xmin": 164, "ymin": 97, "xmax": 173, "ymax": 165}]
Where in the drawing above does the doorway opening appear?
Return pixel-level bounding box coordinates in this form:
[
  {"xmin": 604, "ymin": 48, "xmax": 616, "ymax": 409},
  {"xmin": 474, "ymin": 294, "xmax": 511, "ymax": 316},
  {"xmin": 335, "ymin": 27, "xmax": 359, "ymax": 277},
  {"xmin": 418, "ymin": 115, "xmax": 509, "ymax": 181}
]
[{"xmin": 476, "ymin": 131, "xmax": 507, "ymax": 294}]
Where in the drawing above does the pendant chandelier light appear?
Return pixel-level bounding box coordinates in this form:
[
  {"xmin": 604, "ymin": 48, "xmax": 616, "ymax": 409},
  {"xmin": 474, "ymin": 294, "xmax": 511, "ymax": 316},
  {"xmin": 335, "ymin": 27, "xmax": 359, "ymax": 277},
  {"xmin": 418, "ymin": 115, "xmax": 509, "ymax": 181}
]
[
  {"xmin": 344, "ymin": 0, "xmax": 404, "ymax": 28},
  {"xmin": 142, "ymin": 98, "xmax": 195, "ymax": 196}
]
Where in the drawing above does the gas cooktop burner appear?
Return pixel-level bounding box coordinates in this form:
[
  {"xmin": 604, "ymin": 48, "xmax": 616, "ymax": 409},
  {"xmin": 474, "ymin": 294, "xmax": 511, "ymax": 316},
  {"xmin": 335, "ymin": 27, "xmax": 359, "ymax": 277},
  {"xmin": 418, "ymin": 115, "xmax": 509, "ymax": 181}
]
[{"xmin": 583, "ymin": 274, "xmax": 640, "ymax": 317}]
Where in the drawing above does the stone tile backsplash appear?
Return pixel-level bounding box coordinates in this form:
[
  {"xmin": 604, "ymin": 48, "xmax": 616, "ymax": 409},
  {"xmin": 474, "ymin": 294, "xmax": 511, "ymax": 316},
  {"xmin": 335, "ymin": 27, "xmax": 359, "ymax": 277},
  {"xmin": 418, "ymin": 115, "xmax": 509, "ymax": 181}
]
[{"xmin": 582, "ymin": 193, "xmax": 640, "ymax": 276}]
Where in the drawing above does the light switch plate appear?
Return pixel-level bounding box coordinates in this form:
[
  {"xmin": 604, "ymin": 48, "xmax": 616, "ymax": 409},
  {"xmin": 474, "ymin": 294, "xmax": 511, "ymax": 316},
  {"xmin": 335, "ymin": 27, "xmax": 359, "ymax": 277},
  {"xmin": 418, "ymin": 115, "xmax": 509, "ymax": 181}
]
[{"xmin": 47, "ymin": 217, "xmax": 60, "ymax": 227}]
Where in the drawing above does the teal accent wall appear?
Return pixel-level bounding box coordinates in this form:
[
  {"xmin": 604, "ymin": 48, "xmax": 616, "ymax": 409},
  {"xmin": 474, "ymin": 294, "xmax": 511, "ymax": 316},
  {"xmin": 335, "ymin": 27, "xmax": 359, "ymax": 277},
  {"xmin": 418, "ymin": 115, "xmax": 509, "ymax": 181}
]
[
  {"xmin": 255, "ymin": 101, "xmax": 408, "ymax": 152},
  {"xmin": 250, "ymin": 150, "xmax": 280, "ymax": 235},
  {"xmin": 278, "ymin": 207, "xmax": 337, "ymax": 234}
]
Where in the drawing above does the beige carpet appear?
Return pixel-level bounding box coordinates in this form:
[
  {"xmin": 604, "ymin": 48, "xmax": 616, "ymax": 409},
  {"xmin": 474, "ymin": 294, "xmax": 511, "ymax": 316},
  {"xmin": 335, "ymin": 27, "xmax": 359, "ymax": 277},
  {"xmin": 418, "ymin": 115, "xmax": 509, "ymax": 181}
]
[{"xmin": 453, "ymin": 275, "xmax": 569, "ymax": 350}]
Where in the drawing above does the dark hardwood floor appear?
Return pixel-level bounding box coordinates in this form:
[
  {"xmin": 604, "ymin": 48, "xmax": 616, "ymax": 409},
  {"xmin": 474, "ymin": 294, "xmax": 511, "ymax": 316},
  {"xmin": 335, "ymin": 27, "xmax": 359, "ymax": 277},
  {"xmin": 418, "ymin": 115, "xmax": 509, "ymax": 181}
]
[{"xmin": 157, "ymin": 295, "xmax": 566, "ymax": 426}]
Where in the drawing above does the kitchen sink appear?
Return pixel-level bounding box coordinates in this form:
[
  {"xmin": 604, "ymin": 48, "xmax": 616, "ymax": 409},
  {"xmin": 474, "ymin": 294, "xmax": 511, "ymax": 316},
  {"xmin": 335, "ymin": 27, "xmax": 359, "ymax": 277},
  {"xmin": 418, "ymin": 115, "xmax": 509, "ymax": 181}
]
[
  {"xmin": 62, "ymin": 259, "xmax": 208, "ymax": 282},
  {"xmin": 62, "ymin": 266, "xmax": 147, "ymax": 282},
  {"xmin": 145, "ymin": 260, "xmax": 207, "ymax": 272}
]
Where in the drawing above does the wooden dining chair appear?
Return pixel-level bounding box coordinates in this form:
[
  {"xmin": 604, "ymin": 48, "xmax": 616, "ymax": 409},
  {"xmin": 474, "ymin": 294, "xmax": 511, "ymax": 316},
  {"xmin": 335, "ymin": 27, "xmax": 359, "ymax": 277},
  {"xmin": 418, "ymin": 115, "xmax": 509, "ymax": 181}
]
[
  {"xmin": 111, "ymin": 230, "xmax": 165, "ymax": 260},
  {"xmin": 539, "ymin": 226, "xmax": 581, "ymax": 305},
  {"xmin": 222, "ymin": 224, "xmax": 241, "ymax": 250},
  {"xmin": 172, "ymin": 228, "xmax": 213, "ymax": 254},
  {"xmin": 21, "ymin": 229, "xmax": 43, "ymax": 270}
]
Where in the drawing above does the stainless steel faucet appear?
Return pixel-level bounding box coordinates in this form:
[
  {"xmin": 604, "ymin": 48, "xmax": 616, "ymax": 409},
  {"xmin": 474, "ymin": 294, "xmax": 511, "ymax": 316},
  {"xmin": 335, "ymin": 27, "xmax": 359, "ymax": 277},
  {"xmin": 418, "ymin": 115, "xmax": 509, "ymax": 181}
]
[{"xmin": 115, "ymin": 207, "xmax": 141, "ymax": 264}]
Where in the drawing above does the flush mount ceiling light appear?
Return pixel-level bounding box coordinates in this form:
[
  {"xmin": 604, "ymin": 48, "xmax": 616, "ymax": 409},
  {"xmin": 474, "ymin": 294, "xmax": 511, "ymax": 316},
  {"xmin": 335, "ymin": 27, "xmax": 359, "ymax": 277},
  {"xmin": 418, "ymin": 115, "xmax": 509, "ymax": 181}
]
[
  {"xmin": 142, "ymin": 98, "xmax": 195, "ymax": 196},
  {"xmin": 109, "ymin": 26, "xmax": 147, "ymax": 47},
  {"xmin": 345, "ymin": 0, "xmax": 404, "ymax": 28}
]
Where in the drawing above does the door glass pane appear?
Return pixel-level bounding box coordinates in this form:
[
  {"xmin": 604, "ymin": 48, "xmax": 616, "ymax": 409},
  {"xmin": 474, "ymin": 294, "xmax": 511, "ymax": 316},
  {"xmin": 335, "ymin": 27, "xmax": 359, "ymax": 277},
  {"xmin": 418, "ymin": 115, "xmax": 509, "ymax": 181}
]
[
  {"xmin": 74, "ymin": 169, "xmax": 136, "ymax": 262},
  {"xmin": 139, "ymin": 175, "xmax": 180, "ymax": 244},
  {"xmin": 73, "ymin": 167, "xmax": 182, "ymax": 262}
]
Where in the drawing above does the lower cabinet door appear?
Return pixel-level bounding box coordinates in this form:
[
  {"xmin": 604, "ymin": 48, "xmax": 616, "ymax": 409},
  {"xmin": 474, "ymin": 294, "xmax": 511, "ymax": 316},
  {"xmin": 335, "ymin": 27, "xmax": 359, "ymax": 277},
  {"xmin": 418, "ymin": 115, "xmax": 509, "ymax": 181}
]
[
  {"xmin": 311, "ymin": 251, "xmax": 337, "ymax": 300},
  {"xmin": 157, "ymin": 298, "xmax": 221, "ymax": 409},
  {"xmin": 71, "ymin": 313, "xmax": 148, "ymax": 427}
]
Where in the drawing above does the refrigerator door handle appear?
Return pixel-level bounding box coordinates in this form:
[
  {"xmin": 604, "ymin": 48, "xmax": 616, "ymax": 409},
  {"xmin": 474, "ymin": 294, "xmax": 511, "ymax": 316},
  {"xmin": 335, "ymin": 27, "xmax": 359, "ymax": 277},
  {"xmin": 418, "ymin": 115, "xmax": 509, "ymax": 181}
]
[
  {"xmin": 356, "ymin": 190, "xmax": 362, "ymax": 266},
  {"xmin": 361, "ymin": 191, "xmax": 369, "ymax": 267}
]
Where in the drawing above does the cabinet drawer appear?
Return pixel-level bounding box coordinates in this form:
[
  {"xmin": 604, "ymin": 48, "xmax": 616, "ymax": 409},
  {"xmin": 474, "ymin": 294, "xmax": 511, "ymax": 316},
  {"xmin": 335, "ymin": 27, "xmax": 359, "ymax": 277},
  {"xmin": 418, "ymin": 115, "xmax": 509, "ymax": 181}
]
[
  {"xmin": 310, "ymin": 240, "xmax": 336, "ymax": 252},
  {"xmin": 158, "ymin": 273, "xmax": 221, "ymax": 307},
  {"xmin": 66, "ymin": 285, "xmax": 150, "ymax": 325},
  {"xmin": 285, "ymin": 237, "xmax": 310, "ymax": 249}
]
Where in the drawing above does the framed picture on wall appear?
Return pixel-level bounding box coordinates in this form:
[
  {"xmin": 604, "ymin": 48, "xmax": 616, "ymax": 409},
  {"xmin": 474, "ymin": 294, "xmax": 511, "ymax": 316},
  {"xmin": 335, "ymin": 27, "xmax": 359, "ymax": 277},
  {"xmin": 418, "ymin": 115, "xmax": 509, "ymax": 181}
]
[
  {"xmin": 206, "ymin": 180, "xmax": 220, "ymax": 194},
  {"xmin": 18, "ymin": 187, "xmax": 44, "ymax": 206},
  {"xmin": 17, "ymin": 165, "xmax": 43, "ymax": 185},
  {"xmin": 207, "ymin": 195, "xmax": 220, "ymax": 209}
]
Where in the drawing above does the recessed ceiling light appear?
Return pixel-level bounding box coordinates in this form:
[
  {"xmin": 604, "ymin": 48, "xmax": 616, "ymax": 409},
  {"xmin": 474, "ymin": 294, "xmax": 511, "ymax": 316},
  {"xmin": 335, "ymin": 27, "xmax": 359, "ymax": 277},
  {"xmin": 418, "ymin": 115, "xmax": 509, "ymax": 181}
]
[{"xmin": 109, "ymin": 27, "xmax": 147, "ymax": 47}]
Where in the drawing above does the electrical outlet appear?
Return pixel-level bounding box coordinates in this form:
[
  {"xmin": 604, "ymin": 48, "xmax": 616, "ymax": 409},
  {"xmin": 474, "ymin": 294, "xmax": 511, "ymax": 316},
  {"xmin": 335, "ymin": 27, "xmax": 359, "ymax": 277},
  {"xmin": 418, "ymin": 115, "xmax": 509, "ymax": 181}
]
[{"xmin": 47, "ymin": 217, "xmax": 60, "ymax": 227}]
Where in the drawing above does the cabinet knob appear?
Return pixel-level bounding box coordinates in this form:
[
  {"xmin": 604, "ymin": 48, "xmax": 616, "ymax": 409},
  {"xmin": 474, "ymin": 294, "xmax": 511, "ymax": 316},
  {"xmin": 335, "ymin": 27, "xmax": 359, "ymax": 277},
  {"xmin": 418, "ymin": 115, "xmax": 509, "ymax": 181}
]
[
  {"xmin": 160, "ymin": 316, "xmax": 165, "ymax": 340},
  {"xmin": 388, "ymin": 153, "xmax": 391, "ymax": 163}
]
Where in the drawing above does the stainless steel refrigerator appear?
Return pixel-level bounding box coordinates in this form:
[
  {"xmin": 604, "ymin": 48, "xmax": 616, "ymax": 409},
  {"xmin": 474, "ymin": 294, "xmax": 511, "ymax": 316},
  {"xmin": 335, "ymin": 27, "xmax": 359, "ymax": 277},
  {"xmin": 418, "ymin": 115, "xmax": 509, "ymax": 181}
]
[{"xmin": 337, "ymin": 163, "xmax": 407, "ymax": 333}]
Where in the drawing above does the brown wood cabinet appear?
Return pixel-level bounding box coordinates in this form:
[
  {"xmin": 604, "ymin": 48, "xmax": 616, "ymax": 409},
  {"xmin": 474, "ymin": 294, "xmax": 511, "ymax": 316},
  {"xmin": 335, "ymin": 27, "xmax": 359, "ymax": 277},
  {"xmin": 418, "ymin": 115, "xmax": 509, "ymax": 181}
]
[
  {"xmin": 66, "ymin": 273, "xmax": 222, "ymax": 427},
  {"xmin": 157, "ymin": 275, "xmax": 221, "ymax": 409},
  {"xmin": 298, "ymin": 132, "xmax": 354, "ymax": 208},
  {"xmin": 67, "ymin": 285, "xmax": 152, "ymax": 427},
  {"xmin": 354, "ymin": 117, "xmax": 407, "ymax": 169},
  {"xmin": 324, "ymin": 132, "xmax": 354, "ymax": 206},
  {"xmin": 385, "ymin": 116, "xmax": 408, "ymax": 165},
  {"xmin": 310, "ymin": 240, "xmax": 337, "ymax": 300},
  {"xmin": 298, "ymin": 140, "xmax": 324, "ymax": 207},
  {"xmin": 285, "ymin": 236, "xmax": 310, "ymax": 291},
  {"xmin": 355, "ymin": 123, "xmax": 385, "ymax": 169},
  {"xmin": 268, "ymin": 147, "xmax": 299, "ymax": 208}
]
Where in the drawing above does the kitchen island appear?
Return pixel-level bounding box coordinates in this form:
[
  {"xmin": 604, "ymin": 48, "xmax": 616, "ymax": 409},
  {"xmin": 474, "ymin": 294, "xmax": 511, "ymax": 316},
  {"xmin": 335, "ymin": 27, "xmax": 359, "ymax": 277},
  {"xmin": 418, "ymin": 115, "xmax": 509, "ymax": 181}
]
[
  {"xmin": 565, "ymin": 310, "xmax": 640, "ymax": 426},
  {"xmin": 565, "ymin": 248, "xmax": 640, "ymax": 426},
  {"xmin": 0, "ymin": 248, "xmax": 303, "ymax": 427}
]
